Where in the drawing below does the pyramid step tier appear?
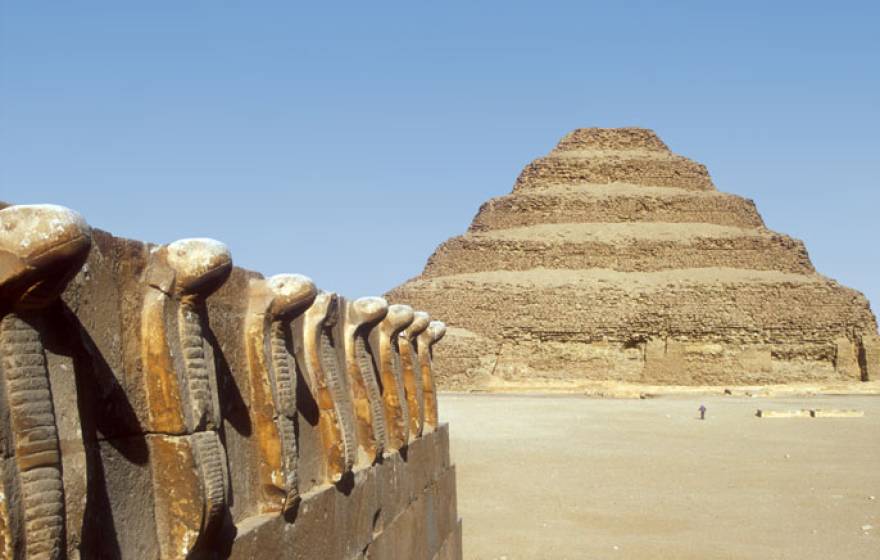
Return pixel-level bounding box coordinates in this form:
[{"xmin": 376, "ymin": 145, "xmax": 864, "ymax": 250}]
[
  {"xmin": 470, "ymin": 184, "xmax": 764, "ymax": 231},
  {"xmin": 388, "ymin": 268, "xmax": 879, "ymax": 388},
  {"xmin": 553, "ymin": 128, "xmax": 673, "ymax": 153},
  {"xmin": 424, "ymin": 224, "xmax": 813, "ymax": 277},
  {"xmin": 513, "ymin": 154, "xmax": 714, "ymax": 192},
  {"xmin": 392, "ymin": 268, "xmax": 876, "ymax": 345}
]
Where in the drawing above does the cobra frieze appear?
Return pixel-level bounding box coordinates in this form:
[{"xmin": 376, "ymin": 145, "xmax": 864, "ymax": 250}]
[{"xmin": 0, "ymin": 204, "xmax": 91, "ymax": 560}]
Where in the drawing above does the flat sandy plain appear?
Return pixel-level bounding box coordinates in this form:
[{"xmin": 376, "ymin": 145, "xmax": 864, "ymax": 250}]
[{"xmin": 440, "ymin": 393, "xmax": 880, "ymax": 560}]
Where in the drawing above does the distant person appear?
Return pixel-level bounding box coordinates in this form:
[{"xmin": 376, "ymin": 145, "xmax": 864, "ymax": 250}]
[{"xmin": 699, "ymin": 404, "xmax": 707, "ymax": 420}]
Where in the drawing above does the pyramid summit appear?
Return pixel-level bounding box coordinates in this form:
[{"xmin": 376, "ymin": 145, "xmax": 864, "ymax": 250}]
[
  {"xmin": 514, "ymin": 127, "xmax": 715, "ymax": 192},
  {"xmin": 388, "ymin": 127, "xmax": 880, "ymax": 389}
]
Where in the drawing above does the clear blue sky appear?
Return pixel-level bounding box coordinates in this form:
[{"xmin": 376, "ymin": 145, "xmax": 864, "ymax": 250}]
[{"xmin": 1, "ymin": 2, "xmax": 878, "ymax": 309}]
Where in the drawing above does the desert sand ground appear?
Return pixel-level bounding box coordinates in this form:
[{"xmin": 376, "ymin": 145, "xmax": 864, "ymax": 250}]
[{"xmin": 440, "ymin": 393, "xmax": 880, "ymax": 560}]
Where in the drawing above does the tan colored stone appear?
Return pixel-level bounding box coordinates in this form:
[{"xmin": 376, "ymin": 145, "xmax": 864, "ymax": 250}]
[
  {"xmin": 0, "ymin": 204, "xmax": 91, "ymax": 560},
  {"xmin": 514, "ymin": 128, "xmax": 714, "ymax": 192},
  {"xmin": 424, "ymin": 224, "xmax": 813, "ymax": 277},
  {"xmin": 470, "ymin": 184, "xmax": 764, "ymax": 231},
  {"xmin": 388, "ymin": 128, "xmax": 879, "ymax": 390},
  {"xmin": 368, "ymin": 304, "xmax": 414, "ymax": 453},
  {"xmin": 140, "ymin": 238, "xmax": 232, "ymax": 558},
  {"xmin": 296, "ymin": 291, "xmax": 355, "ymax": 482},
  {"xmin": 147, "ymin": 435, "xmax": 206, "ymax": 558},
  {"xmin": 860, "ymin": 334, "xmax": 880, "ymax": 381},
  {"xmin": 342, "ymin": 297, "xmax": 389, "ymax": 466},
  {"xmin": 810, "ymin": 409, "xmax": 865, "ymax": 418},
  {"xmin": 0, "ymin": 204, "xmax": 91, "ymax": 310},
  {"xmin": 400, "ymin": 312, "xmax": 430, "ymax": 440},
  {"xmin": 245, "ymin": 273, "xmax": 316, "ymax": 513},
  {"xmin": 418, "ymin": 321, "xmax": 446, "ymax": 432},
  {"xmin": 756, "ymin": 409, "xmax": 811, "ymax": 418}
]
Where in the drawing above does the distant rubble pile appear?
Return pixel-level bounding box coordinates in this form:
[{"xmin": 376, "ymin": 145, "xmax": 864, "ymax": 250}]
[{"xmin": 388, "ymin": 128, "xmax": 880, "ymax": 390}]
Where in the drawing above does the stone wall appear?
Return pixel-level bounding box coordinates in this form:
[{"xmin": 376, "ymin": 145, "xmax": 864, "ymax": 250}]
[{"xmin": 0, "ymin": 204, "xmax": 460, "ymax": 559}]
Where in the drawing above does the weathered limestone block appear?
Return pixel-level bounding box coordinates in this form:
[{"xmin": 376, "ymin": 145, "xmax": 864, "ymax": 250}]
[
  {"xmin": 399, "ymin": 312, "xmax": 430, "ymax": 441},
  {"xmin": 810, "ymin": 409, "xmax": 865, "ymax": 418},
  {"xmin": 469, "ymin": 186, "xmax": 765, "ymax": 231},
  {"xmin": 422, "ymin": 225, "xmax": 814, "ymax": 277},
  {"xmin": 245, "ymin": 273, "xmax": 316, "ymax": 514},
  {"xmin": 642, "ymin": 340, "xmax": 776, "ymax": 385},
  {"xmin": 756, "ymin": 409, "xmax": 811, "ymax": 418},
  {"xmin": 859, "ymin": 334, "xmax": 880, "ymax": 381},
  {"xmin": 0, "ymin": 204, "xmax": 91, "ymax": 560},
  {"xmin": 834, "ymin": 337, "xmax": 861, "ymax": 380},
  {"xmin": 295, "ymin": 291, "xmax": 356, "ymax": 483},
  {"xmin": 140, "ymin": 238, "xmax": 233, "ymax": 559},
  {"xmin": 417, "ymin": 321, "xmax": 446, "ymax": 433},
  {"xmin": 341, "ymin": 297, "xmax": 388, "ymax": 467},
  {"xmin": 368, "ymin": 304, "xmax": 414, "ymax": 453}
]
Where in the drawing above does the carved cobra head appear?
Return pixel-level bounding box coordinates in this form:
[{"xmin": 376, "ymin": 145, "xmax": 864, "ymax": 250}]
[
  {"xmin": 0, "ymin": 204, "xmax": 92, "ymax": 310},
  {"xmin": 426, "ymin": 321, "xmax": 447, "ymax": 346},
  {"xmin": 267, "ymin": 273, "xmax": 316, "ymax": 318},
  {"xmin": 348, "ymin": 296, "xmax": 388, "ymax": 330},
  {"xmin": 162, "ymin": 238, "xmax": 232, "ymax": 297},
  {"xmin": 401, "ymin": 311, "xmax": 430, "ymax": 341},
  {"xmin": 382, "ymin": 304, "xmax": 414, "ymax": 337}
]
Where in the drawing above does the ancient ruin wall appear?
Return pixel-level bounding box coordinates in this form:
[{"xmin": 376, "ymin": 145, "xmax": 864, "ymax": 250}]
[
  {"xmin": 388, "ymin": 128, "xmax": 880, "ymax": 390},
  {"xmin": 0, "ymin": 203, "xmax": 460, "ymax": 559}
]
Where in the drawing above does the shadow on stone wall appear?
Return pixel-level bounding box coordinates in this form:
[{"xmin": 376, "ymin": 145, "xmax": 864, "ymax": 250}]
[{"xmin": 0, "ymin": 204, "xmax": 460, "ymax": 560}]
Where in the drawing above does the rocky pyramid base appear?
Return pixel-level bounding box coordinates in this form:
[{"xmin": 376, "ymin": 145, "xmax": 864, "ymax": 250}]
[{"xmin": 393, "ymin": 268, "xmax": 880, "ymax": 389}]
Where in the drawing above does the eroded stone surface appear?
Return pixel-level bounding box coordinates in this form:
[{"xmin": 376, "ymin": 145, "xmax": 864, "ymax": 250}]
[
  {"xmin": 342, "ymin": 297, "xmax": 389, "ymax": 466},
  {"xmin": 418, "ymin": 321, "xmax": 446, "ymax": 432},
  {"xmin": 296, "ymin": 291, "xmax": 356, "ymax": 483},
  {"xmin": 1, "ymin": 203, "xmax": 457, "ymax": 559},
  {"xmin": 400, "ymin": 313, "xmax": 430, "ymax": 439},
  {"xmin": 388, "ymin": 127, "xmax": 879, "ymax": 389},
  {"xmin": 141, "ymin": 237, "xmax": 233, "ymax": 558},
  {"xmin": 368, "ymin": 304, "xmax": 415, "ymax": 453},
  {"xmin": 245, "ymin": 273, "xmax": 316, "ymax": 513},
  {"xmin": 0, "ymin": 204, "xmax": 91, "ymax": 560}
]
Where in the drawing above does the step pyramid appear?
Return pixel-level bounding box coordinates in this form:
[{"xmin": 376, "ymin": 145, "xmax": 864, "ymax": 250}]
[{"xmin": 388, "ymin": 128, "xmax": 880, "ymax": 389}]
